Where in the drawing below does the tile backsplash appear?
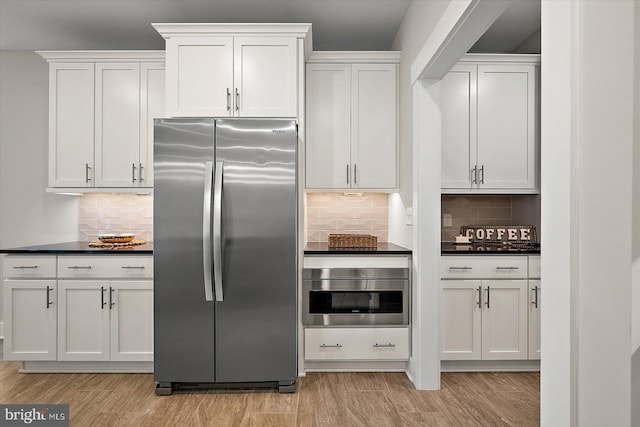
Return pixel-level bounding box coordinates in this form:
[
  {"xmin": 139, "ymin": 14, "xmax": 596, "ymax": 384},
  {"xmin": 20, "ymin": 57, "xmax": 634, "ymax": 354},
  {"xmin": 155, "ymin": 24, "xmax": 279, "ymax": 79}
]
[
  {"xmin": 306, "ymin": 193, "xmax": 388, "ymax": 242},
  {"xmin": 441, "ymin": 195, "xmax": 513, "ymax": 242},
  {"xmin": 78, "ymin": 194, "xmax": 153, "ymax": 242}
]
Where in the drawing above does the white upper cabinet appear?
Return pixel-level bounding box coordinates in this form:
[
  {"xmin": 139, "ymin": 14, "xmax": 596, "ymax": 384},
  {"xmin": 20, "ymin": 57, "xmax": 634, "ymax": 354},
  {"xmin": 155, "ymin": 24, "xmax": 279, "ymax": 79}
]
[
  {"xmin": 305, "ymin": 52, "xmax": 399, "ymax": 191},
  {"xmin": 441, "ymin": 55, "xmax": 539, "ymax": 194},
  {"xmin": 95, "ymin": 63, "xmax": 141, "ymax": 187},
  {"xmin": 305, "ymin": 64, "xmax": 351, "ymax": 188},
  {"xmin": 48, "ymin": 63, "xmax": 95, "ymax": 187},
  {"xmin": 155, "ymin": 24, "xmax": 311, "ymax": 118},
  {"xmin": 38, "ymin": 51, "xmax": 165, "ymax": 191},
  {"xmin": 165, "ymin": 36, "xmax": 234, "ymax": 117}
]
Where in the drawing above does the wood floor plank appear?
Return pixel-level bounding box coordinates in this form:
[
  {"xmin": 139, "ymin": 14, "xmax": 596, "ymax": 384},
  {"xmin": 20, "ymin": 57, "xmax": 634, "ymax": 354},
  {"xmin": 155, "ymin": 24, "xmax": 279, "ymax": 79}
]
[{"xmin": 0, "ymin": 362, "xmax": 539, "ymax": 426}]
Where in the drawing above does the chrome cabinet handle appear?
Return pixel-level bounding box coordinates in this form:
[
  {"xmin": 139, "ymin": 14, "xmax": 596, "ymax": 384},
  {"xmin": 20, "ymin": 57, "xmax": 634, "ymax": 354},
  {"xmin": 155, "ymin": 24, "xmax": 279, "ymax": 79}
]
[
  {"xmin": 354, "ymin": 164, "xmax": 358, "ymax": 184},
  {"xmin": 213, "ymin": 161, "xmax": 224, "ymax": 302},
  {"xmin": 132, "ymin": 163, "xmax": 137, "ymax": 183},
  {"xmin": 13, "ymin": 265, "xmax": 38, "ymax": 269},
  {"xmin": 477, "ymin": 285, "xmax": 482, "ymax": 308},
  {"xmin": 485, "ymin": 286, "xmax": 491, "ymax": 309},
  {"xmin": 46, "ymin": 286, "xmax": 53, "ymax": 309},
  {"xmin": 101, "ymin": 286, "xmax": 106, "ymax": 309},
  {"xmin": 373, "ymin": 343, "xmax": 396, "ymax": 348},
  {"xmin": 532, "ymin": 286, "xmax": 539, "ymax": 308},
  {"xmin": 121, "ymin": 266, "xmax": 145, "ymax": 269},
  {"xmin": 471, "ymin": 165, "xmax": 477, "ymax": 184},
  {"xmin": 67, "ymin": 266, "xmax": 92, "ymax": 269},
  {"xmin": 85, "ymin": 164, "xmax": 92, "ymax": 183},
  {"xmin": 320, "ymin": 344, "xmax": 343, "ymax": 348},
  {"xmin": 235, "ymin": 88, "xmax": 239, "ymax": 112},
  {"xmin": 480, "ymin": 165, "xmax": 485, "ymax": 184},
  {"xmin": 346, "ymin": 164, "xmax": 350, "ymax": 184},
  {"xmin": 449, "ymin": 266, "xmax": 472, "ymax": 270},
  {"xmin": 109, "ymin": 287, "xmax": 115, "ymax": 309},
  {"xmin": 226, "ymin": 88, "xmax": 231, "ymax": 112},
  {"xmin": 139, "ymin": 163, "xmax": 144, "ymax": 182},
  {"xmin": 496, "ymin": 266, "xmax": 520, "ymax": 270},
  {"xmin": 202, "ymin": 161, "xmax": 214, "ymax": 302}
]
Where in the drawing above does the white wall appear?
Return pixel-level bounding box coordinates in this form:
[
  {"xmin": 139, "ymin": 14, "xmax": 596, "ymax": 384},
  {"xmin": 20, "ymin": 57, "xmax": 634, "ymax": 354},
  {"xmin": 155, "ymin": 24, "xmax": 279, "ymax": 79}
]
[
  {"xmin": 388, "ymin": 0, "xmax": 451, "ymax": 248},
  {"xmin": 541, "ymin": 2, "xmax": 634, "ymax": 425},
  {"xmin": 632, "ymin": 3, "xmax": 640, "ymax": 426},
  {"xmin": 0, "ymin": 51, "xmax": 79, "ymax": 325}
]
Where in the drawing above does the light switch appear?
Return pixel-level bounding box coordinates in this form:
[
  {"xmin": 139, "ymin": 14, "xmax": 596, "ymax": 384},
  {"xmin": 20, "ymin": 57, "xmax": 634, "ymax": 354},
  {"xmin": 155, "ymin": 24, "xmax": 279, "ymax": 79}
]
[{"xmin": 443, "ymin": 213, "xmax": 453, "ymax": 227}]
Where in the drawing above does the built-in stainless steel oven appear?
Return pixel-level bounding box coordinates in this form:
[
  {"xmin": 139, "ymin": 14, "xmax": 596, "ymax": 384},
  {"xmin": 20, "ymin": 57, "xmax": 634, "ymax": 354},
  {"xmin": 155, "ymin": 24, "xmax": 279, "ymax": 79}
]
[{"xmin": 302, "ymin": 267, "xmax": 409, "ymax": 326}]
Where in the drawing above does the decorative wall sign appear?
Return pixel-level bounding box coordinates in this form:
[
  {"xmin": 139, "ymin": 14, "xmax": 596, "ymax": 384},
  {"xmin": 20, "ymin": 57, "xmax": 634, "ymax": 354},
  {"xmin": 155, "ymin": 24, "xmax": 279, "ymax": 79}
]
[{"xmin": 460, "ymin": 225, "xmax": 537, "ymax": 243}]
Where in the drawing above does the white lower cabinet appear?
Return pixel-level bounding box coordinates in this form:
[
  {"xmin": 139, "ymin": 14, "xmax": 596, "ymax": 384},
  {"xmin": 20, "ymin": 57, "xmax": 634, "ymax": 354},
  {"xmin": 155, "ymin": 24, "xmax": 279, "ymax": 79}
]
[
  {"xmin": 305, "ymin": 327, "xmax": 409, "ymax": 361},
  {"xmin": 57, "ymin": 279, "xmax": 153, "ymax": 362},
  {"xmin": 2, "ymin": 254, "xmax": 153, "ymax": 366},
  {"xmin": 441, "ymin": 255, "xmax": 537, "ymax": 362},
  {"xmin": 3, "ymin": 280, "xmax": 57, "ymax": 361},
  {"xmin": 528, "ymin": 279, "xmax": 541, "ymax": 360}
]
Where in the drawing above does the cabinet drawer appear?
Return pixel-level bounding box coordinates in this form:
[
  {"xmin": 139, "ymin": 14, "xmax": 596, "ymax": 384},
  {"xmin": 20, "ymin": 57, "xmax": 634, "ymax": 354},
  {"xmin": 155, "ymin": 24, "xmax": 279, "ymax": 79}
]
[
  {"xmin": 528, "ymin": 255, "xmax": 540, "ymax": 279},
  {"xmin": 57, "ymin": 256, "xmax": 153, "ymax": 279},
  {"xmin": 3, "ymin": 256, "xmax": 57, "ymax": 279},
  {"xmin": 305, "ymin": 327, "xmax": 409, "ymax": 361},
  {"xmin": 441, "ymin": 256, "xmax": 527, "ymax": 279}
]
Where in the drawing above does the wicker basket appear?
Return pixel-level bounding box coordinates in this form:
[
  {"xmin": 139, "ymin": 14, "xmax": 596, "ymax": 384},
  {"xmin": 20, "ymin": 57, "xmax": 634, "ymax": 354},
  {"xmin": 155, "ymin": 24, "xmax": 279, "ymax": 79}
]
[{"xmin": 328, "ymin": 234, "xmax": 377, "ymax": 249}]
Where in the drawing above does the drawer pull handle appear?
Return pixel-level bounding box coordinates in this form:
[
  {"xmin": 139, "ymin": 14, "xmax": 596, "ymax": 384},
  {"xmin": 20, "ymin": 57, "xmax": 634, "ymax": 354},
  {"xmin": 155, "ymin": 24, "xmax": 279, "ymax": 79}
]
[
  {"xmin": 67, "ymin": 266, "xmax": 92, "ymax": 269},
  {"xmin": 121, "ymin": 266, "xmax": 145, "ymax": 269},
  {"xmin": 373, "ymin": 343, "xmax": 396, "ymax": 348},
  {"xmin": 320, "ymin": 344, "xmax": 343, "ymax": 349},
  {"xmin": 13, "ymin": 265, "xmax": 38, "ymax": 269},
  {"xmin": 449, "ymin": 266, "xmax": 472, "ymax": 270},
  {"xmin": 496, "ymin": 266, "xmax": 519, "ymax": 270}
]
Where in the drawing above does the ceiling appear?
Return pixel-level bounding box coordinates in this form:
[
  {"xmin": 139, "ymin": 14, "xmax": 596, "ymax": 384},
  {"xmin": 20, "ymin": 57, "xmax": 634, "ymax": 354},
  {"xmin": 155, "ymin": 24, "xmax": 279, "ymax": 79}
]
[{"xmin": 0, "ymin": 0, "xmax": 540, "ymax": 52}]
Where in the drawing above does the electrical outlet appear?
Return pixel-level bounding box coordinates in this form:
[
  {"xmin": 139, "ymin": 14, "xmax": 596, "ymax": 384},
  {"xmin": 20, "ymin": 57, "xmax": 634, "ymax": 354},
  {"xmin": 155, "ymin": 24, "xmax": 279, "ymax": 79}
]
[
  {"xmin": 443, "ymin": 213, "xmax": 453, "ymax": 227},
  {"xmin": 405, "ymin": 208, "xmax": 413, "ymax": 226}
]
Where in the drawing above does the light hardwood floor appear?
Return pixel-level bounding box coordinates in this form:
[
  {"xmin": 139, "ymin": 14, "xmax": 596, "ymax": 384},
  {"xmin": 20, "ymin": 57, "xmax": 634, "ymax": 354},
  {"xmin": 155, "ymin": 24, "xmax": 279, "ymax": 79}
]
[{"xmin": 0, "ymin": 362, "xmax": 539, "ymax": 426}]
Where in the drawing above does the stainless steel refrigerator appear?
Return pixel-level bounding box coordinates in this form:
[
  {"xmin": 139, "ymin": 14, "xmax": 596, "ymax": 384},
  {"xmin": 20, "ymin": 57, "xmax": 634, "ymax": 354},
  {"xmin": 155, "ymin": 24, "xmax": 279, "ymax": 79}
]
[{"xmin": 153, "ymin": 118, "xmax": 298, "ymax": 395}]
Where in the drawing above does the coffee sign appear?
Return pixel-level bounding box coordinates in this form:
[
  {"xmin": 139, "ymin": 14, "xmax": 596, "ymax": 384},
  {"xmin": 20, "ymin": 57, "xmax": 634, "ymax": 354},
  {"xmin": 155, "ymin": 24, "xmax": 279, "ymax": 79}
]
[{"xmin": 460, "ymin": 225, "xmax": 537, "ymax": 243}]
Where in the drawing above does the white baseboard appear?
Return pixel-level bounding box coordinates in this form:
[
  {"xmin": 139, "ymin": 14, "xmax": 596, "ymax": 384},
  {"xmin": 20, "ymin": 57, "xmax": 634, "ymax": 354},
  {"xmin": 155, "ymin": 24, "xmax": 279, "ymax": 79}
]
[
  {"xmin": 21, "ymin": 361, "xmax": 153, "ymax": 373},
  {"xmin": 441, "ymin": 359, "xmax": 540, "ymax": 372},
  {"xmin": 303, "ymin": 360, "xmax": 408, "ymax": 372}
]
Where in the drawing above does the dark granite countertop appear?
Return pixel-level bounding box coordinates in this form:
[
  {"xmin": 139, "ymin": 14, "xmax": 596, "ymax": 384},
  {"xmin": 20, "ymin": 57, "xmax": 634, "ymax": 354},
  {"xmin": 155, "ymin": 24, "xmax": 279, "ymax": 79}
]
[
  {"xmin": 441, "ymin": 242, "xmax": 540, "ymax": 255},
  {"xmin": 0, "ymin": 241, "xmax": 153, "ymax": 255},
  {"xmin": 305, "ymin": 242, "xmax": 412, "ymax": 255}
]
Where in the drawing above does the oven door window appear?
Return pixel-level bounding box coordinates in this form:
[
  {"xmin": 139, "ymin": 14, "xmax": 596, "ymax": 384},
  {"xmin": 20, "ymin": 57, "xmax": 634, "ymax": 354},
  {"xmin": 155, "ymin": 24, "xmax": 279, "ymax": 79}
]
[{"xmin": 309, "ymin": 291, "xmax": 403, "ymax": 314}]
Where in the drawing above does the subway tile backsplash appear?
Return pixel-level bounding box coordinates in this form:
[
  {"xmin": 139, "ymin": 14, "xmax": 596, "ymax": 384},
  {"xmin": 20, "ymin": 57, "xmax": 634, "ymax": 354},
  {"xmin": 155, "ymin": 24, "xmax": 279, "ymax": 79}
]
[
  {"xmin": 441, "ymin": 195, "xmax": 513, "ymax": 242},
  {"xmin": 78, "ymin": 194, "xmax": 153, "ymax": 242},
  {"xmin": 306, "ymin": 193, "xmax": 388, "ymax": 242}
]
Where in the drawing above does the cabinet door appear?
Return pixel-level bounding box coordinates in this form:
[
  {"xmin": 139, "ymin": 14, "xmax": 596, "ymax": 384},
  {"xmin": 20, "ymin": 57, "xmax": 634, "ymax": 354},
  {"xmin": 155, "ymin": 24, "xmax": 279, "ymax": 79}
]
[
  {"xmin": 234, "ymin": 37, "xmax": 297, "ymax": 117},
  {"xmin": 351, "ymin": 64, "xmax": 397, "ymax": 189},
  {"xmin": 305, "ymin": 64, "xmax": 352, "ymax": 188},
  {"xmin": 477, "ymin": 64, "xmax": 537, "ymax": 190},
  {"xmin": 139, "ymin": 63, "xmax": 165, "ymax": 187},
  {"xmin": 110, "ymin": 281, "xmax": 153, "ymax": 361},
  {"xmin": 3, "ymin": 280, "xmax": 57, "ymax": 361},
  {"xmin": 528, "ymin": 279, "xmax": 541, "ymax": 360},
  {"xmin": 57, "ymin": 280, "xmax": 110, "ymax": 361},
  {"xmin": 48, "ymin": 63, "xmax": 95, "ymax": 187},
  {"xmin": 95, "ymin": 63, "xmax": 141, "ymax": 187},
  {"xmin": 481, "ymin": 280, "xmax": 528, "ymax": 360},
  {"xmin": 441, "ymin": 64, "xmax": 477, "ymax": 189},
  {"xmin": 165, "ymin": 36, "xmax": 234, "ymax": 117},
  {"xmin": 441, "ymin": 280, "xmax": 482, "ymax": 360}
]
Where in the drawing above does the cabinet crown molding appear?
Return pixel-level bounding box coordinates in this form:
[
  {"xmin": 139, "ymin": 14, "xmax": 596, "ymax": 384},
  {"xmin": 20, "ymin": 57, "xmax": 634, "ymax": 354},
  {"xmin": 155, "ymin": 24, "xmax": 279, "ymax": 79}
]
[
  {"xmin": 459, "ymin": 53, "xmax": 540, "ymax": 64},
  {"xmin": 152, "ymin": 23, "xmax": 313, "ymax": 57},
  {"xmin": 36, "ymin": 51, "xmax": 165, "ymax": 62},
  {"xmin": 308, "ymin": 51, "xmax": 401, "ymax": 64}
]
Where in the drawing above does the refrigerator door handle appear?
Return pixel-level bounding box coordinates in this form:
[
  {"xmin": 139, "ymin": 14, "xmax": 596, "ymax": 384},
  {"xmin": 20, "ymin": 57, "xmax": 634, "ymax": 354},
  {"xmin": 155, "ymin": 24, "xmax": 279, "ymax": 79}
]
[
  {"xmin": 213, "ymin": 161, "xmax": 224, "ymax": 302},
  {"xmin": 202, "ymin": 161, "xmax": 214, "ymax": 302}
]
